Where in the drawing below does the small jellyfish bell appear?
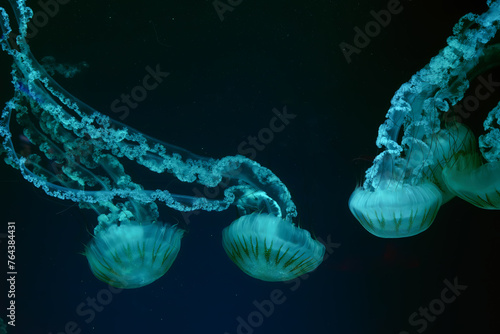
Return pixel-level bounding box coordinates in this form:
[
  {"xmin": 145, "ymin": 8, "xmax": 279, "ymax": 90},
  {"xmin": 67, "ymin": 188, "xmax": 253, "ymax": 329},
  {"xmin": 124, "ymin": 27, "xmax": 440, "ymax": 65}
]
[
  {"xmin": 422, "ymin": 122, "xmax": 479, "ymax": 203},
  {"xmin": 233, "ymin": 189, "xmax": 282, "ymax": 218},
  {"xmin": 85, "ymin": 218, "xmax": 184, "ymax": 289}
]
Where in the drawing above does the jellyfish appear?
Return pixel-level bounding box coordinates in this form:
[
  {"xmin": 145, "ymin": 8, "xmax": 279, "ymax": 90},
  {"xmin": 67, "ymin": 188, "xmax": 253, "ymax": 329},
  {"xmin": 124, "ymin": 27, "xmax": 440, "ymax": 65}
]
[
  {"xmin": 0, "ymin": 0, "xmax": 325, "ymax": 287},
  {"xmin": 84, "ymin": 201, "xmax": 185, "ymax": 289},
  {"xmin": 349, "ymin": 0, "xmax": 500, "ymax": 238},
  {"xmin": 442, "ymin": 104, "xmax": 500, "ymax": 209},
  {"xmin": 222, "ymin": 213, "xmax": 325, "ymax": 281}
]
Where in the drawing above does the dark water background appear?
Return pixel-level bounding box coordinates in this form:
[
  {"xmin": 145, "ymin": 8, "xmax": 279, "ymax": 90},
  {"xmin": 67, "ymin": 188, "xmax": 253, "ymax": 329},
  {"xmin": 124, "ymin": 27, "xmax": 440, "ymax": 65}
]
[{"xmin": 0, "ymin": 0, "xmax": 498, "ymax": 333}]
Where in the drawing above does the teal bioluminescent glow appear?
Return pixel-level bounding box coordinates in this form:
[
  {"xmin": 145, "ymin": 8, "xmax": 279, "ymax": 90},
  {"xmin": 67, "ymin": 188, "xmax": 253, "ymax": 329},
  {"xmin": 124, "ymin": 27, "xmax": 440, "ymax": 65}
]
[
  {"xmin": 349, "ymin": 0, "xmax": 500, "ymax": 238},
  {"xmin": 0, "ymin": 0, "xmax": 324, "ymax": 287}
]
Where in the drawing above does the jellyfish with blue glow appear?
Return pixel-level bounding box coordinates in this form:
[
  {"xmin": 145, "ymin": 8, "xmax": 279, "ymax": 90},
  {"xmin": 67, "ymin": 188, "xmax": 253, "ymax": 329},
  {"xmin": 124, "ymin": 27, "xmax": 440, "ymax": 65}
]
[
  {"xmin": 442, "ymin": 104, "xmax": 500, "ymax": 209},
  {"xmin": 349, "ymin": 0, "xmax": 500, "ymax": 238},
  {"xmin": 0, "ymin": 0, "xmax": 324, "ymax": 286}
]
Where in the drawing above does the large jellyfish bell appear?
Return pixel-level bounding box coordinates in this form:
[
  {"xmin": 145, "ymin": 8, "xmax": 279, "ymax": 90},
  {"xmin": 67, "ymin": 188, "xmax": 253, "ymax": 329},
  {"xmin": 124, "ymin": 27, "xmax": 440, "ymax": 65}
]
[{"xmin": 350, "ymin": 1, "xmax": 500, "ymax": 238}]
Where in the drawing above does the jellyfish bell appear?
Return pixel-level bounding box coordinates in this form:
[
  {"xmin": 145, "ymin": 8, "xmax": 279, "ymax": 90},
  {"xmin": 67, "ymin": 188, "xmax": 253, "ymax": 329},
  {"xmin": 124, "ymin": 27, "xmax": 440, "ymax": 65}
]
[
  {"xmin": 441, "ymin": 104, "xmax": 500, "ymax": 209},
  {"xmin": 234, "ymin": 188, "xmax": 282, "ymax": 218},
  {"xmin": 349, "ymin": 146, "xmax": 445, "ymax": 238},
  {"xmin": 222, "ymin": 213, "xmax": 325, "ymax": 282},
  {"xmin": 349, "ymin": 181, "xmax": 443, "ymax": 238},
  {"xmin": 442, "ymin": 153, "xmax": 500, "ymax": 209},
  {"xmin": 85, "ymin": 220, "xmax": 184, "ymax": 289},
  {"xmin": 422, "ymin": 122, "xmax": 479, "ymax": 203}
]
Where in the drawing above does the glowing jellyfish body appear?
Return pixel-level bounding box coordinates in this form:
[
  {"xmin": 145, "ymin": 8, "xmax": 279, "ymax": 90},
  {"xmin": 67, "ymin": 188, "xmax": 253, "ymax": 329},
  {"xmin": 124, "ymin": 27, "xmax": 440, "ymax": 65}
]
[
  {"xmin": 85, "ymin": 221, "xmax": 183, "ymax": 289},
  {"xmin": 349, "ymin": 182, "xmax": 442, "ymax": 238},
  {"xmin": 443, "ymin": 156, "xmax": 500, "ymax": 209},
  {"xmin": 222, "ymin": 213, "xmax": 325, "ymax": 281},
  {"xmin": 442, "ymin": 106, "xmax": 500, "ymax": 209},
  {"xmin": 349, "ymin": 1, "xmax": 500, "ymax": 238},
  {"xmin": 0, "ymin": 0, "xmax": 324, "ymax": 286}
]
